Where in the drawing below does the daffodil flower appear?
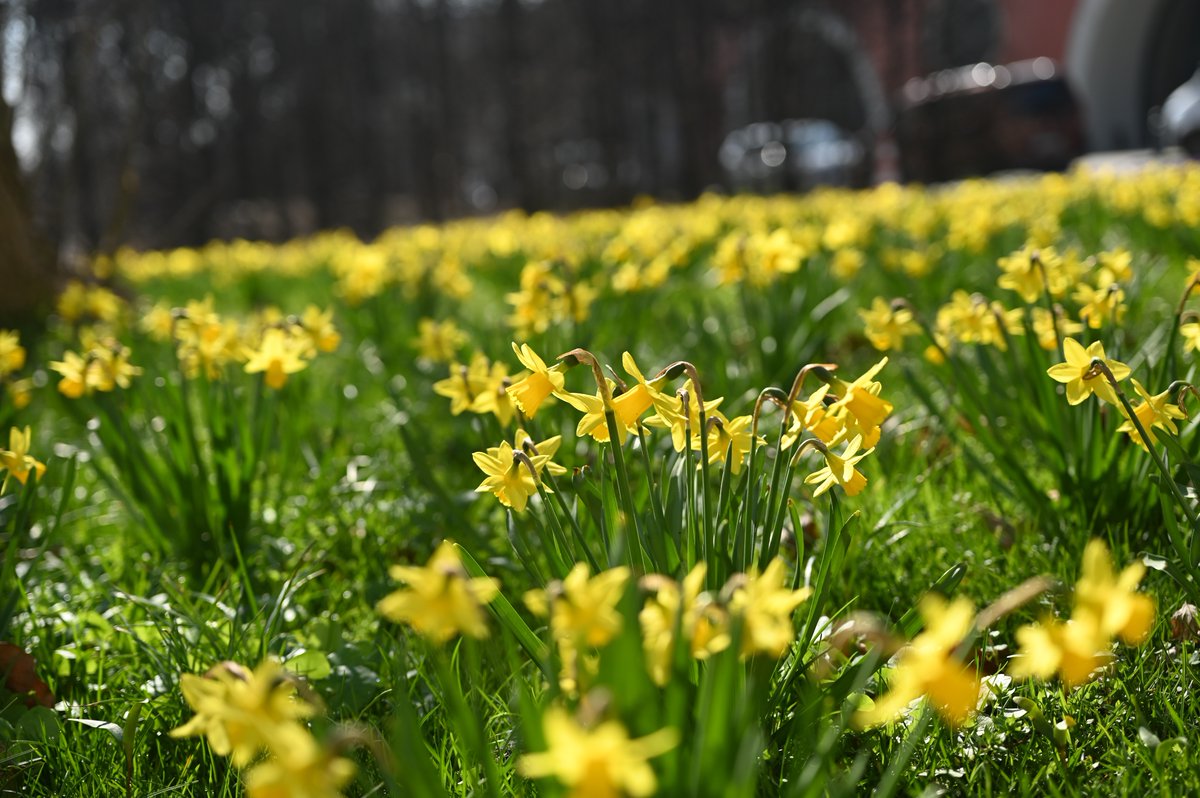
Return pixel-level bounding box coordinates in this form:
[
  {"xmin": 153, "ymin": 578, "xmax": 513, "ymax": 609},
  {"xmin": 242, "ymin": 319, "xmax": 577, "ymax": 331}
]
[
  {"xmin": 243, "ymin": 328, "xmax": 309, "ymax": 389},
  {"xmin": 0, "ymin": 330, "xmax": 26, "ymax": 377},
  {"xmin": 169, "ymin": 660, "xmax": 315, "ymax": 767},
  {"xmin": 640, "ymin": 564, "xmax": 730, "ymax": 686},
  {"xmin": 0, "ymin": 426, "xmax": 46, "ymax": 492},
  {"xmin": 376, "ymin": 541, "xmax": 500, "ymax": 643},
  {"xmin": 472, "ymin": 439, "xmax": 548, "ymax": 512},
  {"xmin": 432, "ymin": 353, "xmax": 491, "ymax": 415},
  {"xmin": 506, "ymin": 342, "xmax": 566, "ymax": 418},
  {"xmin": 804, "ymin": 435, "xmax": 873, "ymax": 497},
  {"xmin": 698, "ymin": 412, "xmax": 761, "ymax": 475},
  {"xmin": 1046, "ymin": 337, "xmax": 1130, "ymax": 405},
  {"xmin": 610, "ymin": 352, "xmax": 670, "ymax": 428},
  {"xmin": 856, "ymin": 595, "xmax": 980, "ymax": 728},
  {"xmin": 729, "ymin": 558, "xmax": 812, "ymax": 657},
  {"xmin": 859, "ymin": 297, "xmax": 919, "ymax": 351},
  {"xmin": 243, "ymin": 723, "xmax": 355, "ymax": 798},
  {"xmin": 1116, "ymin": 379, "xmax": 1187, "ymax": 450},
  {"xmin": 1010, "ymin": 540, "xmax": 1154, "ymax": 689},
  {"xmin": 559, "ymin": 379, "xmax": 638, "ymax": 444},
  {"xmin": 518, "ymin": 706, "xmax": 678, "ymax": 798}
]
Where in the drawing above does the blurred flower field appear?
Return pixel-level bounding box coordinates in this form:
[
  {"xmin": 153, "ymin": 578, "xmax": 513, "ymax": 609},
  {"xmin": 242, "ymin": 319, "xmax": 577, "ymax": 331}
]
[{"xmin": 4, "ymin": 165, "xmax": 1200, "ymax": 795}]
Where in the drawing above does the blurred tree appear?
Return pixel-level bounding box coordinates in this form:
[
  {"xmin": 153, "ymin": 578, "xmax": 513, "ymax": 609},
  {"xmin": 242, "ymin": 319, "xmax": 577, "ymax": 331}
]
[{"xmin": 2, "ymin": 0, "xmax": 895, "ymax": 255}]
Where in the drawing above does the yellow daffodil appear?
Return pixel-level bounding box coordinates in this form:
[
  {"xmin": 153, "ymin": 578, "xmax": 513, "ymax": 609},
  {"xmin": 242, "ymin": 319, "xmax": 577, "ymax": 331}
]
[
  {"xmin": 526, "ymin": 564, "xmax": 630, "ymax": 648},
  {"xmin": 300, "ymin": 305, "xmax": 341, "ymax": 354},
  {"xmin": 1074, "ymin": 283, "xmax": 1126, "ymax": 329},
  {"xmin": 0, "ymin": 426, "xmax": 46, "ymax": 492},
  {"xmin": 0, "ymin": 331, "xmax": 25, "ymax": 377},
  {"xmin": 49, "ymin": 351, "xmax": 91, "ymax": 398},
  {"xmin": 243, "ymin": 725, "xmax": 355, "ymax": 798},
  {"xmin": 1046, "ymin": 337, "xmax": 1129, "ymax": 405},
  {"xmin": 1095, "ymin": 247, "xmax": 1133, "ymax": 287},
  {"xmin": 6, "ymin": 378, "xmax": 32, "ymax": 410},
  {"xmin": 829, "ymin": 357, "xmax": 893, "ymax": 431},
  {"xmin": 610, "ymin": 352, "xmax": 669, "ymax": 428},
  {"xmin": 414, "ymin": 318, "xmax": 468, "ymax": 363},
  {"xmin": 728, "ymin": 558, "xmax": 811, "ymax": 657},
  {"xmin": 559, "ymin": 379, "xmax": 641, "ymax": 445},
  {"xmin": 804, "ymin": 435, "xmax": 873, "ymax": 497},
  {"xmin": 859, "ymin": 298, "xmax": 919, "ymax": 351},
  {"xmin": 169, "ymin": 660, "xmax": 315, "ymax": 767},
  {"xmin": 640, "ymin": 564, "xmax": 730, "ymax": 685},
  {"xmin": 244, "ymin": 328, "xmax": 309, "ymax": 389},
  {"xmin": 518, "ymin": 706, "xmax": 678, "ymax": 798},
  {"xmin": 1181, "ymin": 320, "xmax": 1200, "ymax": 354},
  {"xmin": 433, "ymin": 353, "xmax": 491, "ymax": 415},
  {"xmin": 642, "ymin": 379, "xmax": 723, "ymax": 452},
  {"xmin": 698, "ymin": 412, "xmax": 761, "ymax": 474},
  {"xmin": 1009, "ymin": 616, "xmax": 1112, "ymax": 689},
  {"xmin": 1116, "ymin": 379, "xmax": 1187, "ymax": 450},
  {"xmin": 1029, "ymin": 307, "xmax": 1083, "ymax": 351},
  {"xmin": 473, "ymin": 438, "xmax": 556, "ymax": 511},
  {"xmin": 1010, "ymin": 540, "xmax": 1153, "ymax": 689},
  {"xmin": 856, "ymin": 595, "xmax": 980, "ymax": 728},
  {"xmin": 468, "ymin": 357, "xmax": 517, "ymax": 425},
  {"xmin": 506, "ymin": 342, "xmax": 566, "ymax": 418},
  {"xmin": 1073, "ymin": 539, "xmax": 1155, "ymax": 645},
  {"xmin": 526, "ymin": 564, "xmax": 630, "ymax": 690},
  {"xmin": 376, "ymin": 541, "xmax": 500, "ymax": 644},
  {"xmin": 781, "ymin": 385, "xmax": 842, "ymax": 450},
  {"xmin": 997, "ymin": 244, "xmax": 1058, "ymax": 303}
]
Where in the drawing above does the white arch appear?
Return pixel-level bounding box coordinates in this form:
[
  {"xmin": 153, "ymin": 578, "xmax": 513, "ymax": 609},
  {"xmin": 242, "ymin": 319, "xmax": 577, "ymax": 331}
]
[{"xmin": 1066, "ymin": 0, "xmax": 1167, "ymax": 149}]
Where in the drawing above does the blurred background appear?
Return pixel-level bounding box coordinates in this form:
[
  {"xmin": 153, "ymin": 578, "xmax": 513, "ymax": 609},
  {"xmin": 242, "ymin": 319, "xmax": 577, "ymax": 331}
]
[{"xmin": 1, "ymin": 0, "xmax": 1199, "ymax": 263}]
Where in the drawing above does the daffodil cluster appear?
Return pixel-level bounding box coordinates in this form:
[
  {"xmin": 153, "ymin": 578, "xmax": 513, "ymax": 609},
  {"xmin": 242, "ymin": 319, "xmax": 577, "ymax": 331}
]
[
  {"xmin": 170, "ymin": 659, "xmax": 355, "ymax": 798},
  {"xmin": 521, "ymin": 558, "xmax": 810, "ymax": 693},
  {"xmin": 1011, "ymin": 540, "xmax": 1154, "ymax": 689},
  {"xmin": 140, "ymin": 297, "xmax": 339, "ymax": 387},
  {"xmin": 464, "ymin": 345, "xmax": 890, "ymax": 512},
  {"xmin": 50, "ymin": 332, "xmax": 142, "ymax": 398}
]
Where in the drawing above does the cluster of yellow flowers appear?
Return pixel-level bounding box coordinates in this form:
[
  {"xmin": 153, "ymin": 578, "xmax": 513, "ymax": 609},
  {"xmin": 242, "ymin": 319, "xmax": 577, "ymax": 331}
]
[
  {"xmin": 375, "ymin": 543, "xmax": 810, "ymax": 683},
  {"xmin": 0, "ymin": 426, "xmax": 46, "ymax": 493},
  {"xmin": 412, "ymin": 317, "xmax": 469, "ymax": 363},
  {"xmin": 507, "ymin": 259, "xmax": 596, "ymax": 337},
  {"xmin": 50, "ymin": 330, "xmax": 143, "ymax": 398},
  {"xmin": 56, "ymin": 280, "xmax": 128, "ymax": 326},
  {"xmin": 1011, "ymin": 540, "xmax": 1154, "ymax": 688},
  {"xmin": 98, "ymin": 166, "xmax": 1200, "ymax": 344},
  {"xmin": 519, "ymin": 702, "xmax": 678, "ymax": 798},
  {"xmin": 462, "ymin": 344, "xmax": 892, "ymax": 512},
  {"xmin": 1046, "ymin": 336, "xmax": 1187, "ymax": 451},
  {"xmin": 861, "ymin": 243, "xmax": 1136, "ymax": 359},
  {"xmin": 0, "ymin": 330, "xmax": 32, "ymax": 409},
  {"xmin": 858, "ymin": 540, "xmax": 1153, "ymax": 729},
  {"xmin": 140, "ymin": 298, "xmax": 339, "ymax": 388},
  {"xmin": 170, "ymin": 660, "xmax": 354, "ymax": 798}
]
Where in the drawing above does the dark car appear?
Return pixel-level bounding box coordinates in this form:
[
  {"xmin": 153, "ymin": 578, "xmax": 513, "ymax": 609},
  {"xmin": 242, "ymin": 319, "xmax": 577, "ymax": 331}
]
[{"xmin": 895, "ymin": 58, "xmax": 1085, "ymax": 182}]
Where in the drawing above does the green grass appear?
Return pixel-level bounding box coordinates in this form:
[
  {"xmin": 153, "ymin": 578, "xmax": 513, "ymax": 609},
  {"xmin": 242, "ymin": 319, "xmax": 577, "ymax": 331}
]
[{"xmin": 5, "ymin": 170, "xmax": 1200, "ymax": 795}]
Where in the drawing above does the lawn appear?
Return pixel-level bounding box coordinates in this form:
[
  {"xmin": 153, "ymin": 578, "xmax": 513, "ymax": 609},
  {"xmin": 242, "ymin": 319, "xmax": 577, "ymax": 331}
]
[{"xmin": 3, "ymin": 165, "xmax": 1200, "ymax": 796}]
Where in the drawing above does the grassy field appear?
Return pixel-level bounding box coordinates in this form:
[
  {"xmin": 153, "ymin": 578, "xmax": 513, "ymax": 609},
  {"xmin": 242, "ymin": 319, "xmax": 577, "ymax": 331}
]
[{"xmin": 3, "ymin": 165, "xmax": 1200, "ymax": 796}]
